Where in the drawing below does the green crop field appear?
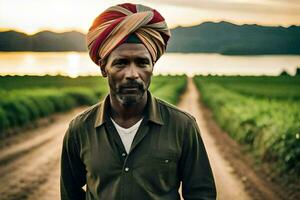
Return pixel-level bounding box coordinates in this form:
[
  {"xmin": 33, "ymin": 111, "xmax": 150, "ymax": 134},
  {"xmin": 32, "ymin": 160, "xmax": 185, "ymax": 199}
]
[
  {"xmin": 194, "ymin": 75, "xmax": 300, "ymax": 176},
  {"xmin": 198, "ymin": 76, "xmax": 300, "ymax": 100},
  {"xmin": 151, "ymin": 75, "xmax": 187, "ymax": 105},
  {"xmin": 0, "ymin": 75, "xmax": 187, "ymax": 134}
]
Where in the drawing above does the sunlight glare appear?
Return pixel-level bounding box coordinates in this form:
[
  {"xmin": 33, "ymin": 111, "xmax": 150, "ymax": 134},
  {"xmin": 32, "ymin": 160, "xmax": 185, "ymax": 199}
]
[{"xmin": 67, "ymin": 52, "xmax": 80, "ymax": 78}]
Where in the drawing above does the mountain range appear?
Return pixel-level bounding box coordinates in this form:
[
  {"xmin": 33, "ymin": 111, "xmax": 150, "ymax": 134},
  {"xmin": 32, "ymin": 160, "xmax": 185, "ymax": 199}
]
[{"xmin": 1, "ymin": 21, "xmax": 300, "ymax": 55}]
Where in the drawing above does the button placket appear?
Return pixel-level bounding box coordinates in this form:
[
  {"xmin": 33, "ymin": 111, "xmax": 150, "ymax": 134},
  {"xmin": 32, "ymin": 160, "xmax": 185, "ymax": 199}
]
[{"xmin": 122, "ymin": 152, "xmax": 131, "ymax": 174}]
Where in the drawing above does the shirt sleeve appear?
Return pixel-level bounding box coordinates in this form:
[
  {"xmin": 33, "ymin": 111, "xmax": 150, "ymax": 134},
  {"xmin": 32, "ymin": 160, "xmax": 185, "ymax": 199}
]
[
  {"xmin": 60, "ymin": 120, "xmax": 87, "ymax": 200},
  {"xmin": 179, "ymin": 117, "xmax": 217, "ymax": 200}
]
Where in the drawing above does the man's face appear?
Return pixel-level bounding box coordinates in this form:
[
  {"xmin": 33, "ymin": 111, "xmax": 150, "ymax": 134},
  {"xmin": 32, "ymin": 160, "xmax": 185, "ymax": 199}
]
[{"xmin": 102, "ymin": 43, "xmax": 154, "ymax": 106}]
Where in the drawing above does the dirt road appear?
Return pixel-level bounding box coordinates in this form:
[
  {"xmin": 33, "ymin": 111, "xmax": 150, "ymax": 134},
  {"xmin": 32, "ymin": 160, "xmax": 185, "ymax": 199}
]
[
  {"xmin": 0, "ymin": 109, "xmax": 85, "ymax": 200},
  {"xmin": 177, "ymin": 78, "xmax": 252, "ymax": 200},
  {"xmin": 0, "ymin": 79, "xmax": 281, "ymax": 200}
]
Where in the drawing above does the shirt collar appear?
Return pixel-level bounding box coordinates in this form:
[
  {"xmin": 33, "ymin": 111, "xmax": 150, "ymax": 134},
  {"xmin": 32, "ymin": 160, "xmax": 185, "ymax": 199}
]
[{"xmin": 94, "ymin": 90, "xmax": 164, "ymax": 128}]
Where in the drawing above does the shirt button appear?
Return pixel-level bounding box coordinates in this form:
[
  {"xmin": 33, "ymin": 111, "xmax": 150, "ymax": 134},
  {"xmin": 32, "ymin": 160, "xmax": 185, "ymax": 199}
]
[
  {"xmin": 122, "ymin": 153, "xmax": 126, "ymax": 157},
  {"xmin": 124, "ymin": 167, "xmax": 130, "ymax": 172}
]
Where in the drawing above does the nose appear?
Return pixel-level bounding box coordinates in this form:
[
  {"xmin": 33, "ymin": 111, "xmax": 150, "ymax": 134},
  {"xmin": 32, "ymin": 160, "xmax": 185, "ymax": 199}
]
[{"xmin": 125, "ymin": 63, "xmax": 139, "ymax": 80}]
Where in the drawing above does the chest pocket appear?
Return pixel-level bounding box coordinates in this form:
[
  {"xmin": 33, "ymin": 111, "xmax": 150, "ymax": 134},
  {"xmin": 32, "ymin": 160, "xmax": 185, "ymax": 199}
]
[
  {"xmin": 135, "ymin": 151, "xmax": 180, "ymax": 194},
  {"xmin": 149, "ymin": 151, "xmax": 179, "ymax": 164}
]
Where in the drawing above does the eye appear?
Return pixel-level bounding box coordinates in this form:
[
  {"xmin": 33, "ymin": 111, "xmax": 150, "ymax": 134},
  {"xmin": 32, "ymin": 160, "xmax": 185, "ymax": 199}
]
[
  {"xmin": 137, "ymin": 59, "xmax": 150, "ymax": 68},
  {"xmin": 112, "ymin": 59, "xmax": 128, "ymax": 68}
]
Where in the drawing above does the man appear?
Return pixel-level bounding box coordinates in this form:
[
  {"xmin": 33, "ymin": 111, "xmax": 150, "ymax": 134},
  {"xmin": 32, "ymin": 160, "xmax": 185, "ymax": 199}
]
[{"xmin": 60, "ymin": 3, "xmax": 216, "ymax": 200}]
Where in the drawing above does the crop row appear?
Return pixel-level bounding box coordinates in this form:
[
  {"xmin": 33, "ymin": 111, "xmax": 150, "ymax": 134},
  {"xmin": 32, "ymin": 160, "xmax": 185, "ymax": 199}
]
[
  {"xmin": 0, "ymin": 87, "xmax": 107, "ymax": 134},
  {"xmin": 194, "ymin": 76, "xmax": 300, "ymax": 175}
]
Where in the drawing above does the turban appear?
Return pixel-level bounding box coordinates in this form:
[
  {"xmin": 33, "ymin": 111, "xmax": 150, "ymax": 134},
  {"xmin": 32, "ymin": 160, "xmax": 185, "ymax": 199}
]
[{"xmin": 86, "ymin": 3, "xmax": 171, "ymax": 67}]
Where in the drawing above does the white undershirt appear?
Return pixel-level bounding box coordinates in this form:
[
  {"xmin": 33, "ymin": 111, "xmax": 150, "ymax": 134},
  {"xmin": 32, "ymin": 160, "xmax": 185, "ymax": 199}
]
[{"xmin": 110, "ymin": 117, "xmax": 143, "ymax": 153}]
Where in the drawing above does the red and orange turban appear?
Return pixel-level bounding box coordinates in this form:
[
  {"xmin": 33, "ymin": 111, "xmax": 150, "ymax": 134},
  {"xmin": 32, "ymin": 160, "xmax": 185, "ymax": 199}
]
[{"xmin": 86, "ymin": 3, "xmax": 171, "ymax": 67}]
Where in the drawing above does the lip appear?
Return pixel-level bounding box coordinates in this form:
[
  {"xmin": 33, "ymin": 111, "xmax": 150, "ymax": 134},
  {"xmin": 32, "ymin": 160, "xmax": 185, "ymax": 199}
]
[{"xmin": 121, "ymin": 87, "xmax": 139, "ymax": 93}]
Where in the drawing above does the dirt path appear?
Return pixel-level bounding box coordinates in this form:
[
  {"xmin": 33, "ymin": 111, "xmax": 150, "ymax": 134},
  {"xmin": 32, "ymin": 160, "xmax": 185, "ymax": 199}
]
[
  {"xmin": 0, "ymin": 108, "xmax": 86, "ymax": 200},
  {"xmin": 177, "ymin": 78, "xmax": 253, "ymax": 200}
]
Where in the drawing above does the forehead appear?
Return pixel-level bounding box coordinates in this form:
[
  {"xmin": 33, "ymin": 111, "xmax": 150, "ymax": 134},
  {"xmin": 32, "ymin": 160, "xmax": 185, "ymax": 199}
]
[{"xmin": 109, "ymin": 43, "xmax": 151, "ymax": 59}]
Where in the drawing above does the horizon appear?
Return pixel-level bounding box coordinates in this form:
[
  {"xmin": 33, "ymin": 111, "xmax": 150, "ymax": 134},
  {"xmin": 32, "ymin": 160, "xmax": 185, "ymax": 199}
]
[{"xmin": 1, "ymin": 20, "xmax": 299, "ymax": 36}]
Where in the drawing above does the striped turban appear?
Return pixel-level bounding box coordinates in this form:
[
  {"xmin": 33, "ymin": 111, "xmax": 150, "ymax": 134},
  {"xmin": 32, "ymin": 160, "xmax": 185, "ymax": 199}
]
[{"xmin": 86, "ymin": 3, "xmax": 171, "ymax": 67}]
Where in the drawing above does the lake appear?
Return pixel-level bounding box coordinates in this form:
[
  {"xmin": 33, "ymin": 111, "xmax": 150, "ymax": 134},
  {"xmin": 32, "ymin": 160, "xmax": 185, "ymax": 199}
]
[{"xmin": 0, "ymin": 52, "xmax": 299, "ymax": 77}]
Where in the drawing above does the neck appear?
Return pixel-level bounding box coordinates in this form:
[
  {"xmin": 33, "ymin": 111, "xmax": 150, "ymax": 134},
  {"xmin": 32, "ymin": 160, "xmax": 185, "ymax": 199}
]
[{"xmin": 109, "ymin": 92, "xmax": 148, "ymax": 123}]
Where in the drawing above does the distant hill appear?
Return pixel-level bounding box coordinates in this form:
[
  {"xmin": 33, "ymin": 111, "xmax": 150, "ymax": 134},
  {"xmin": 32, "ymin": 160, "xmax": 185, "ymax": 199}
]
[
  {"xmin": 0, "ymin": 31, "xmax": 86, "ymax": 51},
  {"xmin": 1, "ymin": 21, "xmax": 300, "ymax": 55},
  {"xmin": 167, "ymin": 21, "xmax": 300, "ymax": 55}
]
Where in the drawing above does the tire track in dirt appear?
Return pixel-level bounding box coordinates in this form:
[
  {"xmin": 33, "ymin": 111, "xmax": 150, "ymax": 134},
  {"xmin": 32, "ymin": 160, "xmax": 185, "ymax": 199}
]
[{"xmin": 0, "ymin": 139, "xmax": 61, "ymax": 200}]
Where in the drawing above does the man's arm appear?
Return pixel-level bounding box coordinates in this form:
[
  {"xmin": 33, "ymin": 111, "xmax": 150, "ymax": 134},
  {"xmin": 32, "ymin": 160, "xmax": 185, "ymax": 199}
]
[
  {"xmin": 179, "ymin": 117, "xmax": 217, "ymax": 200},
  {"xmin": 60, "ymin": 121, "xmax": 87, "ymax": 200}
]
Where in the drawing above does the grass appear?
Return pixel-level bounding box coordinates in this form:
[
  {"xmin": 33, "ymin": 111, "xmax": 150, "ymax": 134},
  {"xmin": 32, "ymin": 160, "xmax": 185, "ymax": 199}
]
[{"xmin": 194, "ymin": 75, "xmax": 300, "ymax": 176}]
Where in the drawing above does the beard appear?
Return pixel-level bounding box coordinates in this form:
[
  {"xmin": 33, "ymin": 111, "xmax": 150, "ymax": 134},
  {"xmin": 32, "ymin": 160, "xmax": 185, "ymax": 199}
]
[{"xmin": 113, "ymin": 80, "xmax": 147, "ymax": 106}]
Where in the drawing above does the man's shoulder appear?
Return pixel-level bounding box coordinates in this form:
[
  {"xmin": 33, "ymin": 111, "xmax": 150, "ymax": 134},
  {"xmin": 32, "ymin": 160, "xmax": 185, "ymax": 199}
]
[
  {"xmin": 68, "ymin": 101, "xmax": 102, "ymax": 131},
  {"xmin": 155, "ymin": 97, "xmax": 196, "ymax": 125}
]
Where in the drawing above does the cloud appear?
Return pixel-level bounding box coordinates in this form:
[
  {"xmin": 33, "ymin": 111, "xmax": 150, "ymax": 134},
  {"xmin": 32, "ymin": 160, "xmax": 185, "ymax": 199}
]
[
  {"xmin": 144, "ymin": 0, "xmax": 300, "ymax": 15},
  {"xmin": 268, "ymin": 0, "xmax": 300, "ymax": 3}
]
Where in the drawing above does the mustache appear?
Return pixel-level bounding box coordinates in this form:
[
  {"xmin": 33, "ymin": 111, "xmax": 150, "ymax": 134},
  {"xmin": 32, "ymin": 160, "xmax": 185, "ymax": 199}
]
[{"xmin": 118, "ymin": 81, "xmax": 144, "ymax": 91}]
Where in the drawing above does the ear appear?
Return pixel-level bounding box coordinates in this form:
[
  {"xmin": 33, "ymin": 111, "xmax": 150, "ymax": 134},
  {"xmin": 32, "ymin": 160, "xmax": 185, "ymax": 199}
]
[
  {"xmin": 100, "ymin": 66, "xmax": 107, "ymax": 77},
  {"xmin": 150, "ymin": 61, "xmax": 155, "ymax": 74},
  {"xmin": 98, "ymin": 59, "xmax": 107, "ymax": 77}
]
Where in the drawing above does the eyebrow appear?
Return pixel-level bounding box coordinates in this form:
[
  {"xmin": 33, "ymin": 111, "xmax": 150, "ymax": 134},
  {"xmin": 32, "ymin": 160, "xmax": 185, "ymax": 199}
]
[
  {"xmin": 111, "ymin": 58, "xmax": 128, "ymax": 65},
  {"xmin": 112, "ymin": 56, "xmax": 151, "ymax": 62},
  {"xmin": 136, "ymin": 57, "xmax": 150, "ymax": 63}
]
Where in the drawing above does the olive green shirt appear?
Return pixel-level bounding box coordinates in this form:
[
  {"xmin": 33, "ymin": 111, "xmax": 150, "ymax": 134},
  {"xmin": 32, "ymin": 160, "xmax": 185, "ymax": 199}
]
[{"xmin": 60, "ymin": 91, "xmax": 216, "ymax": 200}]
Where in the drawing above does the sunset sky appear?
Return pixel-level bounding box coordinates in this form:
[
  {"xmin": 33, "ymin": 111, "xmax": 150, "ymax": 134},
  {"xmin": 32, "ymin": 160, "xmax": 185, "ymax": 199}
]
[{"xmin": 1, "ymin": 0, "xmax": 300, "ymax": 35}]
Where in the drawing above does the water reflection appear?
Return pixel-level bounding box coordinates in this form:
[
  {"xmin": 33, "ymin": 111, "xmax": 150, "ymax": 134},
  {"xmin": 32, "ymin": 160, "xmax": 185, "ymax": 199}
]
[{"xmin": 0, "ymin": 52, "xmax": 299, "ymax": 77}]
